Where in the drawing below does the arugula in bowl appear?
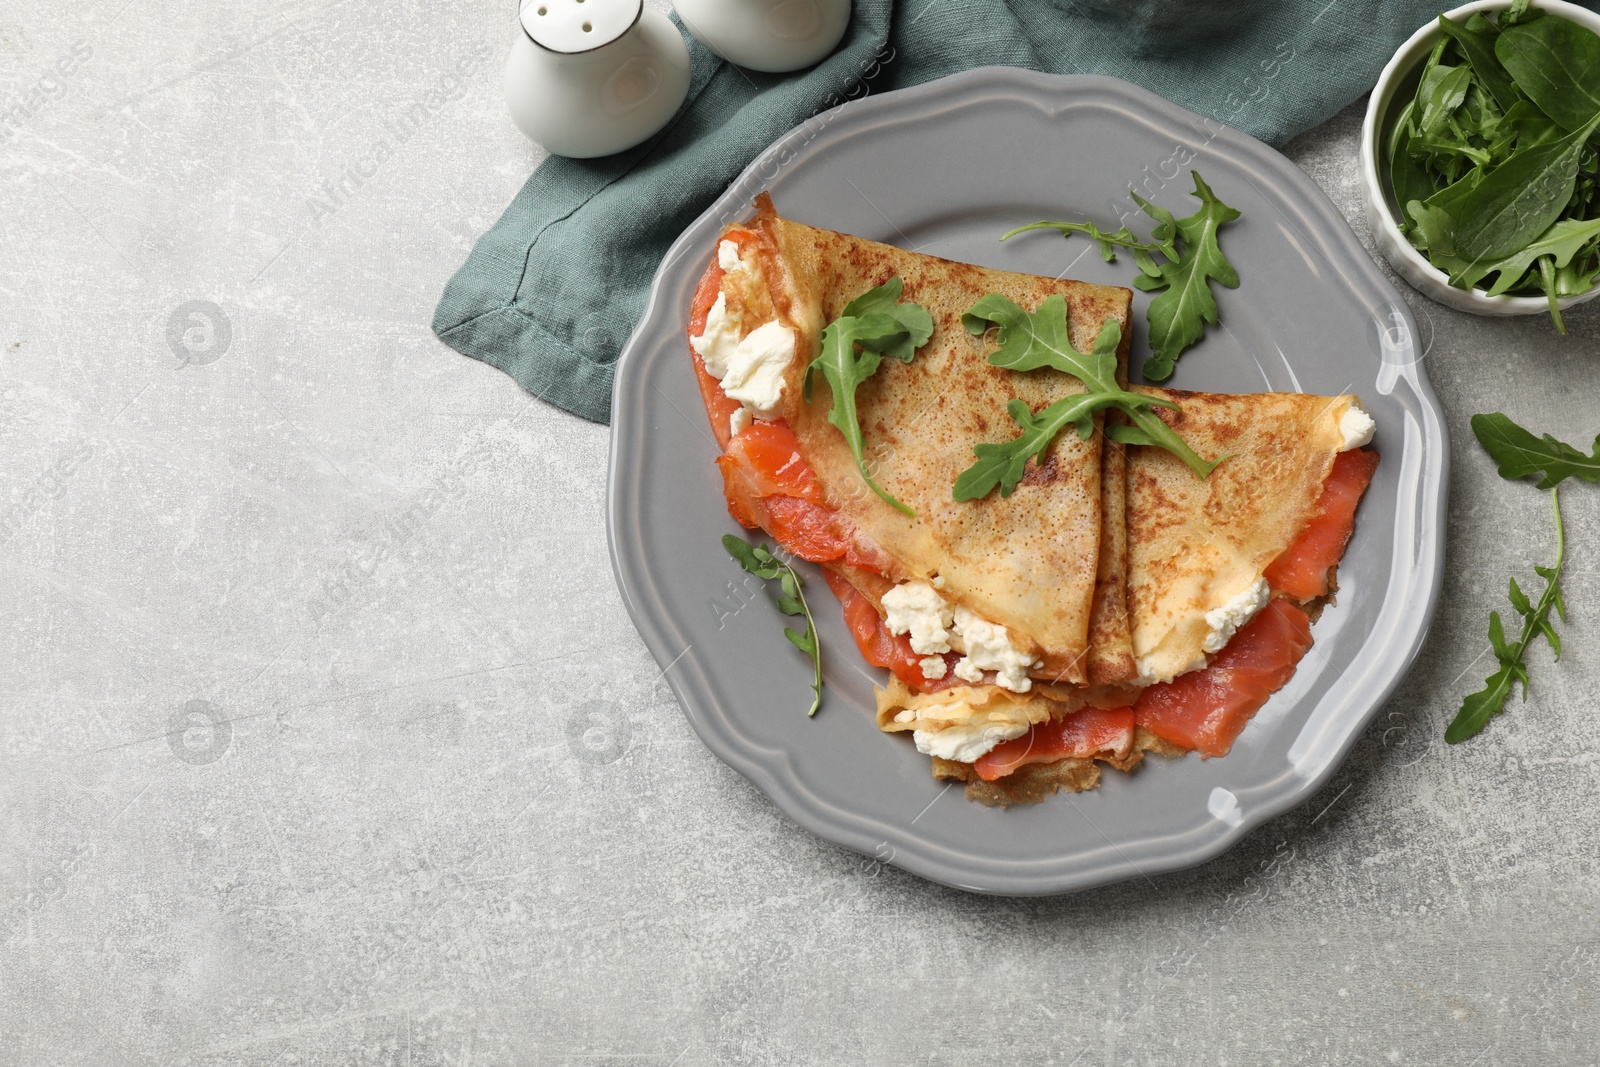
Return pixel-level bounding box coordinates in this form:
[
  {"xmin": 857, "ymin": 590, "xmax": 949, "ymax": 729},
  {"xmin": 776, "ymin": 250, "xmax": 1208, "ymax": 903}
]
[{"xmin": 1382, "ymin": 0, "xmax": 1600, "ymax": 331}]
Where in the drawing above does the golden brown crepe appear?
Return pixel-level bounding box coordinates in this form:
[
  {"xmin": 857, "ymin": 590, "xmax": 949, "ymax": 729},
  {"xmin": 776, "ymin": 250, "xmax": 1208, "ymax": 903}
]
[
  {"xmin": 876, "ymin": 386, "xmax": 1370, "ymax": 804},
  {"xmin": 1125, "ymin": 387, "xmax": 1366, "ymax": 684},
  {"xmin": 696, "ymin": 196, "xmax": 1374, "ymax": 805},
  {"xmin": 726, "ymin": 194, "xmax": 1136, "ymax": 685}
]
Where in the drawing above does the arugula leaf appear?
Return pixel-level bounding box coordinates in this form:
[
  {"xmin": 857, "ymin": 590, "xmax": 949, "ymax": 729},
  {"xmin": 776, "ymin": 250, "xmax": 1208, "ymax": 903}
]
[
  {"xmin": 1439, "ymin": 13, "xmax": 1522, "ymax": 112},
  {"xmin": 722, "ymin": 535, "xmax": 823, "ymax": 717},
  {"xmin": 1495, "ymin": 14, "xmax": 1600, "ymax": 132},
  {"xmin": 1446, "ymin": 487, "xmax": 1566, "ymax": 743},
  {"xmin": 954, "ymin": 301, "xmax": 1217, "ymax": 499},
  {"xmin": 1417, "ymin": 64, "xmax": 1473, "ymax": 135},
  {"xmin": 840, "ymin": 276, "xmax": 933, "ymax": 363},
  {"xmin": 1452, "ymin": 113, "xmax": 1600, "ymax": 261},
  {"xmin": 954, "ymin": 393, "xmax": 1124, "ymax": 501},
  {"xmin": 1390, "ymin": 109, "xmax": 1438, "ymax": 226},
  {"xmin": 1500, "ymin": 0, "xmax": 1537, "ymax": 28},
  {"xmin": 1000, "ymin": 219, "xmax": 1177, "ymax": 265},
  {"xmin": 1405, "ymin": 199, "xmax": 1458, "ymax": 254},
  {"xmin": 1453, "ymin": 216, "xmax": 1600, "ymax": 296},
  {"xmin": 1132, "ymin": 172, "xmax": 1242, "ymax": 381},
  {"xmin": 1381, "ymin": 7, "xmax": 1600, "ymax": 329},
  {"xmin": 807, "ymin": 278, "xmax": 932, "ymax": 516},
  {"xmin": 1471, "ymin": 412, "xmax": 1600, "ymax": 488},
  {"xmin": 996, "ymin": 175, "xmax": 1236, "ymax": 380}
]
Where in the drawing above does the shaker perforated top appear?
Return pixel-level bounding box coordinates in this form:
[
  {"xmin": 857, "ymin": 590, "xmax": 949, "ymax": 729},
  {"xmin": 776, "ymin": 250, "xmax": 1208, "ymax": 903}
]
[{"xmin": 519, "ymin": 0, "xmax": 642, "ymax": 53}]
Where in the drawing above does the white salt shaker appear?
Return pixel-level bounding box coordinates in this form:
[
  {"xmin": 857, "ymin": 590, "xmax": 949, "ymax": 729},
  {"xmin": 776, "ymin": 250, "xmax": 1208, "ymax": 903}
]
[
  {"xmin": 673, "ymin": 0, "xmax": 850, "ymax": 72},
  {"xmin": 504, "ymin": 0, "xmax": 691, "ymax": 159}
]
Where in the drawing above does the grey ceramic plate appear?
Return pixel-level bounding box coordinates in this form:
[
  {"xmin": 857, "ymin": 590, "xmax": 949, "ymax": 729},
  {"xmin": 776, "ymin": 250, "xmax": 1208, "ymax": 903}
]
[{"xmin": 607, "ymin": 68, "xmax": 1448, "ymax": 896}]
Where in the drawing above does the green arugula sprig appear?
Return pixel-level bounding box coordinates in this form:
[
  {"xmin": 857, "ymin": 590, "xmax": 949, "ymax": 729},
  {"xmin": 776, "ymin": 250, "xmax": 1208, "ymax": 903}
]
[
  {"xmin": 805, "ymin": 277, "xmax": 933, "ymax": 516},
  {"xmin": 1472, "ymin": 412, "xmax": 1600, "ymax": 487},
  {"xmin": 1447, "ymin": 488, "xmax": 1566, "ymax": 743},
  {"xmin": 723, "ymin": 535, "xmax": 822, "ymax": 717},
  {"xmin": 1129, "ymin": 174, "xmax": 1242, "ymax": 381},
  {"xmin": 1446, "ymin": 411, "xmax": 1594, "ymax": 742},
  {"xmin": 953, "ymin": 297, "xmax": 1221, "ymax": 501},
  {"xmin": 1384, "ymin": 2, "xmax": 1600, "ymax": 332},
  {"xmin": 1001, "ymin": 218, "xmax": 1177, "ymax": 265},
  {"xmin": 1001, "ymin": 171, "xmax": 1241, "ymax": 381}
]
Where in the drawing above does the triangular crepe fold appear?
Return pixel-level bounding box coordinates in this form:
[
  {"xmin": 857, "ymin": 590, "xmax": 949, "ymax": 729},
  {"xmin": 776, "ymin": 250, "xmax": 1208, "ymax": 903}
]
[{"xmin": 722, "ymin": 194, "xmax": 1137, "ymax": 684}]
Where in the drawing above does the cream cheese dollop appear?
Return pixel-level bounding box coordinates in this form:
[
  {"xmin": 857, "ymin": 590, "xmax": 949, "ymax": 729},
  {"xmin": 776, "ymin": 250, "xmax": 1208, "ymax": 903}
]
[
  {"xmin": 950, "ymin": 605, "xmax": 1038, "ymax": 692},
  {"xmin": 881, "ymin": 581, "xmax": 955, "ymax": 658},
  {"xmin": 692, "ymin": 293, "xmax": 742, "ymax": 379},
  {"xmin": 913, "ymin": 719, "xmax": 1030, "ymax": 763},
  {"xmin": 719, "ymin": 321, "xmax": 795, "ymax": 414},
  {"xmin": 1339, "ymin": 404, "xmax": 1376, "ymax": 450},
  {"xmin": 880, "ymin": 581, "xmax": 1039, "ymax": 691},
  {"xmin": 1202, "ymin": 577, "xmax": 1273, "ymax": 654}
]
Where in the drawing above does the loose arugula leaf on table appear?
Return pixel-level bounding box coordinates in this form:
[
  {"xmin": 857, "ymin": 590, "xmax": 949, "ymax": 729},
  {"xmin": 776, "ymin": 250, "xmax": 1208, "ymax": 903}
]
[
  {"xmin": 722, "ymin": 535, "xmax": 823, "ymax": 717},
  {"xmin": 1133, "ymin": 172, "xmax": 1241, "ymax": 381},
  {"xmin": 1446, "ymin": 488, "xmax": 1566, "ymax": 743},
  {"xmin": 1447, "ymin": 410, "xmax": 1600, "ymax": 743},
  {"xmin": 1471, "ymin": 412, "xmax": 1600, "ymax": 487},
  {"xmin": 805, "ymin": 277, "xmax": 932, "ymax": 517},
  {"xmin": 953, "ymin": 300, "xmax": 1218, "ymax": 501}
]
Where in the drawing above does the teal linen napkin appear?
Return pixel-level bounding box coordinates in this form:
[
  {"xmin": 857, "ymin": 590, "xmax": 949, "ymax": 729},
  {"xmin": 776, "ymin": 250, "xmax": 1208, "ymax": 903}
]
[{"xmin": 432, "ymin": 0, "xmax": 1584, "ymax": 422}]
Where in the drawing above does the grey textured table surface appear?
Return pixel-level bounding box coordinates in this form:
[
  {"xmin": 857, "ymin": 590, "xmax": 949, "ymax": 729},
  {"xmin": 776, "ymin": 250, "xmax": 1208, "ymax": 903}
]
[{"xmin": 4, "ymin": 2, "xmax": 1599, "ymax": 1064}]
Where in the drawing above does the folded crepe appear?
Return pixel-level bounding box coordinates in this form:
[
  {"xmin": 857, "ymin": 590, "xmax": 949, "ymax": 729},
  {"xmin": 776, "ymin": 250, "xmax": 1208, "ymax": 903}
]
[
  {"xmin": 698, "ymin": 193, "xmax": 1136, "ymax": 686},
  {"xmin": 1125, "ymin": 386, "xmax": 1370, "ymax": 684},
  {"xmin": 691, "ymin": 195, "xmax": 1378, "ymax": 804},
  {"xmin": 921, "ymin": 386, "xmax": 1376, "ymax": 805}
]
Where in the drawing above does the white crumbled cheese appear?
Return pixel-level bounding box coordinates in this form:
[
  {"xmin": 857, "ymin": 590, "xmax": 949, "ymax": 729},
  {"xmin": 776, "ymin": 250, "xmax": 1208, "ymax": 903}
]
[
  {"xmin": 951, "ymin": 605, "xmax": 1039, "ymax": 693},
  {"xmin": 729, "ymin": 407, "xmax": 752, "ymax": 437},
  {"xmin": 691, "ymin": 293, "xmax": 742, "ymax": 379},
  {"xmin": 913, "ymin": 720, "xmax": 1030, "ymax": 763},
  {"xmin": 1202, "ymin": 577, "xmax": 1273, "ymax": 655},
  {"xmin": 881, "ymin": 580, "xmax": 1040, "ymax": 691},
  {"xmin": 720, "ymin": 321, "xmax": 795, "ymax": 414},
  {"xmin": 881, "ymin": 581, "xmax": 955, "ymax": 655},
  {"xmin": 1134, "ymin": 651, "xmax": 1207, "ymax": 688},
  {"xmin": 718, "ymin": 239, "xmax": 744, "ymax": 272},
  {"xmin": 1339, "ymin": 404, "xmax": 1376, "ymax": 450},
  {"xmin": 894, "ymin": 709, "xmax": 915, "ymax": 724}
]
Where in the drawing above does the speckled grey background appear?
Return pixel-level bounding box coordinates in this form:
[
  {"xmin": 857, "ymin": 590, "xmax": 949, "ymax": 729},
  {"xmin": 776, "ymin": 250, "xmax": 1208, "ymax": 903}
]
[{"xmin": 2, "ymin": 1, "xmax": 1598, "ymax": 1064}]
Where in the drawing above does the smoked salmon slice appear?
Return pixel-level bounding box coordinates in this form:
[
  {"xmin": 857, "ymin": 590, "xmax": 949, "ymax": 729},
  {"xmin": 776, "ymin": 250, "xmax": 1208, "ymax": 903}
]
[
  {"xmin": 974, "ymin": 706, "xmax": 1136, "ymax": 781},
  {"xmin": 1133, "ymin": 597, "xmax": 1313, "ymax": 758},
  {"xmin": 1264, "ymin": 449, "xmax": 1379, "ymax": 600},
  {"xmin": 718, "ymin": 421, "xmax": 827, "ymax": 506},
  {"xmin": 688, "ymin": 229, "xmax": 760, "ymax": 450},
  {"xmin": 824, "ymin": 571, "xmax": 961, "ymax": 693}
]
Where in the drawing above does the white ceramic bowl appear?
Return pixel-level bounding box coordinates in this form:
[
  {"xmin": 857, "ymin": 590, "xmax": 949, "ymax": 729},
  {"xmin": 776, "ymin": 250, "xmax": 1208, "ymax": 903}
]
[{"xmin": 1359, "ymin": 0, "xmax": 1600, "ymax": 317}]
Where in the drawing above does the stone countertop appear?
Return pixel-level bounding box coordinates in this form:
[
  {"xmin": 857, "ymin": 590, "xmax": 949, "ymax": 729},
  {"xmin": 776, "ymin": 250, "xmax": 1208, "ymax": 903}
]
[{"xmin": 2, "ymin": 2, "xmax": 1598, "ymax": 1064}]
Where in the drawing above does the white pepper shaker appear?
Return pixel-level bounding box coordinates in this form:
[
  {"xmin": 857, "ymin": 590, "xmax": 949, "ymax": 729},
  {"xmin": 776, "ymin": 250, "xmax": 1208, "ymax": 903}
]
[
  {"xmin": 504, "ymin": 0, "xmax": 691, "ymax": 159},
  {"xmin": 673, "ymin": 0, "xmax": 850, "ymax": 73}
]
